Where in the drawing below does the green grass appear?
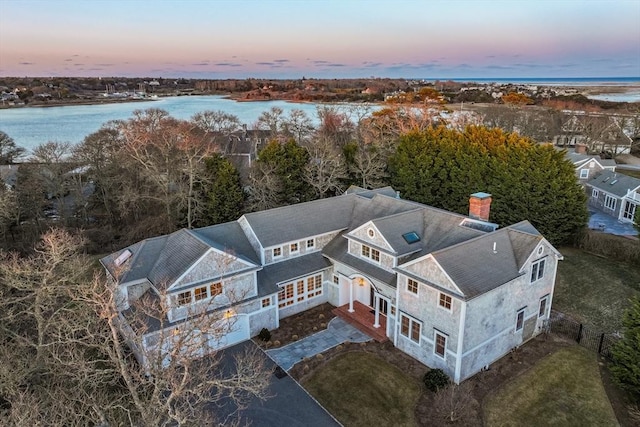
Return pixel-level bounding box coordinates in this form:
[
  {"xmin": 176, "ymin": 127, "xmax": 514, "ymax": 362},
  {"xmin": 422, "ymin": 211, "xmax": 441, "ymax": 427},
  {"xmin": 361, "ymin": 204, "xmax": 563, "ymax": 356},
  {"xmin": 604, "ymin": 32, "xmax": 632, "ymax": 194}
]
[
  {"xmin": 303, "ymin": 352, "xmax": 421, "ymax": 427},
  {"xmin": 554, "ymin": 247, "xmax": 640, "ymax": 332},
  {"xmin": 484, "ymin": 346, "xmax": 619, "ymax": 427}
]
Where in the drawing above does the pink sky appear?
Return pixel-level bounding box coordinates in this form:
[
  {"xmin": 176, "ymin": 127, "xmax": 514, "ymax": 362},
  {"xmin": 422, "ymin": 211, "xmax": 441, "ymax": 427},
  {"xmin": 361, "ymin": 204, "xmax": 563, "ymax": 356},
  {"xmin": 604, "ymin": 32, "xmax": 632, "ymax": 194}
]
[{"xmin": 1, "ymin": 0, "xmax": 638, "ymax": 78}]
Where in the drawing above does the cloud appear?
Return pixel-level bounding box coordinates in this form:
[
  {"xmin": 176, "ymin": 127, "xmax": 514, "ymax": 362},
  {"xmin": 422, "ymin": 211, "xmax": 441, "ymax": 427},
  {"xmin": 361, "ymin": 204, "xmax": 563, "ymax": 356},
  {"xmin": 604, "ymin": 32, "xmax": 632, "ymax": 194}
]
[
  {"xmin": 273, "ymin": 59, "xmax": 290, "ymax": 63},
  {"xmin": 95, "ymin": 63, "xmax": 114, "ymax": 67},
  {"xmin": 362, "ymin": 61, "xmax": 383, "ymax": 68},
  {"xmin": 215, "ymin": 62, "xmax": 243, "ymax": 67},
  {"xmin": 256, "ymin": 62, "xmax": 274, "ymax": 66},
  {"xmin": 192, "ymin": 62, "xmax": 210, "ymax": 66},
  {"xmin": 19, "ymin": 62, "xmax": 34, "ymax": 65},
  {"xmin": 310, "ymin": 60, "xmax": 330, "ymax": 64}
]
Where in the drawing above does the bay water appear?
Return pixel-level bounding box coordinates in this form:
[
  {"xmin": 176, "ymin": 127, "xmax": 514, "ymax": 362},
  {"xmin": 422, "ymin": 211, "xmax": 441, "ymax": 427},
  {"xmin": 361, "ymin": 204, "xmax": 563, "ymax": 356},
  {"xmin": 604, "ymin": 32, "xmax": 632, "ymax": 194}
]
[{"xmin": 0, "ymin": 96, "xmax": 338, "ymax": 153}]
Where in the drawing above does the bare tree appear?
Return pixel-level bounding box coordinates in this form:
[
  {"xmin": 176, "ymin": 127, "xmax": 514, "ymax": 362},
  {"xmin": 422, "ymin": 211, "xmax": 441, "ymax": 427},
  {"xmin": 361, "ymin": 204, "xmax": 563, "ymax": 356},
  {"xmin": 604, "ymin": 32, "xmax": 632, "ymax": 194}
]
[
  {"xmin": 432, "ymin": 382, "xmax": 476, "ymax": 423},
  {"xmin": 256, "ymin": 106, "xmax": 285, "ymax": 140},
  {"xmin": 0, "ymin": 130, "xmax": 26, "ymax": 164},
  {"xmin": 350, "ymin": 142, "xmax": 389, "ymax": 189},
  {"xmin": 191, "ymin": 110, "xmax": 242, "ymax": 137},
  {"xmin": 304, "ymin": 136, "xmax": 348, "ymax": 198},
  {"xmin": 282, "ymin": 108, "xmax": 315, "ymax": 143},
  {"xmin": 0, "ymin": 229, "xmax": 272, "ymax": 426},
  {"xmin": 31, "ymin": 141, "xmax": 74, "ymax": 220},
  {"xmin": 246, "ymin": 162, "xmax": 283, "ymax": 211}
]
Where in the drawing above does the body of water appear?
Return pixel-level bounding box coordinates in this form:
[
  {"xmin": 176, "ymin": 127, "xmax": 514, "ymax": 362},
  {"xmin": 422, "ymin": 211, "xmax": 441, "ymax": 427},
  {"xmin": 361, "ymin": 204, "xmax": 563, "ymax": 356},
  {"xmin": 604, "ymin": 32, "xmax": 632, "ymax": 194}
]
[{"xmin": 0, "ymin": 96, "xmax": 336, "ymax": 152}]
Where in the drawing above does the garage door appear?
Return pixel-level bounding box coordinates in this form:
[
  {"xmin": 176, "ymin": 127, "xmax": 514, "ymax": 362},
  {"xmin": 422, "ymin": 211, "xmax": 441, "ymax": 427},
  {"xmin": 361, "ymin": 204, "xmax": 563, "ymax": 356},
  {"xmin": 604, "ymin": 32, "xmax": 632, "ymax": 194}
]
[{"xmin": 206, "ymin": 315, "xmax": 250, "ymax": 351}]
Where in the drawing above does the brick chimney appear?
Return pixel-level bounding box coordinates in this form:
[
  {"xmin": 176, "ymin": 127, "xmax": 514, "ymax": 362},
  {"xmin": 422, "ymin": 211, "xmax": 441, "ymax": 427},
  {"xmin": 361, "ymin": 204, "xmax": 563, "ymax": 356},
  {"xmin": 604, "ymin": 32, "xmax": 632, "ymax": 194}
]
[
  {"xmin": 574, "ymin": 143, "xmax": 587, "ymax": 154},
  {"xmin": 469, "ymin": 192, "xmax": 492, "ymax": 221}
]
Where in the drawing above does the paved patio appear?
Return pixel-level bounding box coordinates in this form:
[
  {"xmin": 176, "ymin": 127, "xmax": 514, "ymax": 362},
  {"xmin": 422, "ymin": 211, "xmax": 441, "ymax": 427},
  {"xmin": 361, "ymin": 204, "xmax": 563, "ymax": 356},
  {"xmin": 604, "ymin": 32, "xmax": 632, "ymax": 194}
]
[
  {"xmin": 588, "ymin": 208, "xmax": 638, "ymax": 236},
  {"xmin": 266, "ymin": 317, "xmax": 372, "ymax": 371}
]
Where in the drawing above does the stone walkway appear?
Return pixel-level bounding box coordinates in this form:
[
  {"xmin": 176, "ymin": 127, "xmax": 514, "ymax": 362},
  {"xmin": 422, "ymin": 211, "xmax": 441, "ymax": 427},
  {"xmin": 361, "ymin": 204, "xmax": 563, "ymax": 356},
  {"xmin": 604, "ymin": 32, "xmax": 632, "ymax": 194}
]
[
  {"xmin": 265, "ymin": 317, "xmax": 372, "ymax": 371},
  {"xmin": 588, "ymin": 208, "xmax": 638, "ymax": 236}
]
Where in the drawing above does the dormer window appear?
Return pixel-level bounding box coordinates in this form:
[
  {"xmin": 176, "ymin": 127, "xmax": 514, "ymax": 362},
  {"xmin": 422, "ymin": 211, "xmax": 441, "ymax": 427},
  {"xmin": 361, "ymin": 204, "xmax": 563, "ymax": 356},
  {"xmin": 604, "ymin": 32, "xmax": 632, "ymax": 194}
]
[
  {"xmin": 290, "ymin": 242, "xmax": 299, "ymax": 254},
  {"xmin": 306, "ymin": 238, "xmax": 315, "ymax": 249},
  {"xmin": 273, "ymin": 247, "xmax": 282, "ymax": 258},
  {"xmin": 361, "ymin": 244, "xmax": 380, "ymax": 263}
]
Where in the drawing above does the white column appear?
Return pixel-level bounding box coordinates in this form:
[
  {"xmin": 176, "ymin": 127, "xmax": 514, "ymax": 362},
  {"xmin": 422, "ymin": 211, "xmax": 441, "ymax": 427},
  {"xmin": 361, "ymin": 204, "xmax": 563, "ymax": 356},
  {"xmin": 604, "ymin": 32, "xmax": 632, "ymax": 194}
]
[
  {"xmin": 373, "ymin": 294, "xmax": 380, "ymax": 328},
  {"xmin": 348, "ymin": 279, "xmax": 354, "ymax": 313}
]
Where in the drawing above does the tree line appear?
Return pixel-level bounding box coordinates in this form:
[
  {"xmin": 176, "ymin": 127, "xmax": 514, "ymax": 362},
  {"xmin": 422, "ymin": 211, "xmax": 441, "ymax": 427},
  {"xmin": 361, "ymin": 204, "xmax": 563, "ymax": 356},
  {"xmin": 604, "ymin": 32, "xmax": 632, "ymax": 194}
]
[{"xmin": 1, "ymin": 103, "xmax": 596, "ymax": 251}]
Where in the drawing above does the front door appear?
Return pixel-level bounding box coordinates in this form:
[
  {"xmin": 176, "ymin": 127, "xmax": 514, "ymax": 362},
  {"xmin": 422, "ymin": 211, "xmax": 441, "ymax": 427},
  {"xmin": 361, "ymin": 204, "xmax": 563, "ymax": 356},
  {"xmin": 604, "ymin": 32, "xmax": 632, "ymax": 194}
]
[{"xmin": 370, "ymin": 288, "xmax": 388, "ymax": 316}]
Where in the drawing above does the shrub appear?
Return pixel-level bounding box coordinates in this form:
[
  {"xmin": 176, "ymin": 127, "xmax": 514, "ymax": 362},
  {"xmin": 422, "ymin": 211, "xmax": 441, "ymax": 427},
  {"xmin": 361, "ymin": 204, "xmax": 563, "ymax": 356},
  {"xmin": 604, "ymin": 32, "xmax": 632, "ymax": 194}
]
[
  {"xmin": 258, "ymin": 328, "xmax": 271, "ymax": 342},
  {"xmin": 423, "ymin": 369, "xmax": 450, "ymax": 392}
]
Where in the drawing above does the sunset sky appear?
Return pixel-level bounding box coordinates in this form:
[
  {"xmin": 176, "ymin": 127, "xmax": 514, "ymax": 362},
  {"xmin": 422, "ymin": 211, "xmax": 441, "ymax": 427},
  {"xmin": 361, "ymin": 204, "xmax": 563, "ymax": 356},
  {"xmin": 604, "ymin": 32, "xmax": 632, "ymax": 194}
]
[{"xmin": 1, "ymin": 0, "xmax": 638, "ymax": 79}]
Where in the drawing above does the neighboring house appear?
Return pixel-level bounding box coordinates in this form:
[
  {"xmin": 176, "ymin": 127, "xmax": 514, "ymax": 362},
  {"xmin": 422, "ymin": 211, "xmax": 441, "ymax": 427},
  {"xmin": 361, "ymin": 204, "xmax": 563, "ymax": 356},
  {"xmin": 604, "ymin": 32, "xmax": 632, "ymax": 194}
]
[
  {"xmin": 0, "ymin": 164, "xmax": 20, "ymax": 190},
  {"xmin": 564, "ymin": 149, "xmax": 616, "ymax": 183},
  {"xmin": 554, "ymin": 114, "xmax": 633, "ymax": 155},
  {"xmin": 586, "ymin": 170, "xmax": 640, "ymax": 224},
  {"xmin": 101, "ymin": 187, "xmax": 562, "ymax": 383}
]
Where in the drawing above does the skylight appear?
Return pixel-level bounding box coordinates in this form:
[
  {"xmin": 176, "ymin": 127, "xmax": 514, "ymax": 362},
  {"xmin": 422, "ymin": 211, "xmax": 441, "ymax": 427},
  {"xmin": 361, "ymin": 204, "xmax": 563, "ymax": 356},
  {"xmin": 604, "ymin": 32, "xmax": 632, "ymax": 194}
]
[
  {"xmin": 114, "ymin": 249, "xmax": 132, "ymax": 267},
  {"xmin": 610, "ymin": 179, "xmax": 618, "ymax": 185},
  {"xmin": 402, "ymin": 232, "xmax": 421, "ymax": 244}
]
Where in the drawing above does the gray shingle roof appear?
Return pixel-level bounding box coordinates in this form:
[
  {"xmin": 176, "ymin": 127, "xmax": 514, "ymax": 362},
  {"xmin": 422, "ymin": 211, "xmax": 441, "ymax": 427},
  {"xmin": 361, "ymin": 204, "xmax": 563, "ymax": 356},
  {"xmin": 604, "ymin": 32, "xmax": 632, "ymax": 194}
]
[
  {"xmin": 427, "ymin": 222, "xmax": 542, "ymax": 299},
  {"xmin": 242, "ymin": 190, "xmax": 420, "ymax": 248},
  {"xmin": 323, "ymin": 236, "xmax": 397, "ymax": 287},
  {"xmin": 257, "ymin": 252, "xmax": 332, "ymax": 297},
  {"xmin": 191, "ymin": 222, "xmax": 260, "ymax": 265},
  {"xmin": 587, "ymin": 170, "xmax": 640, "ymax": 197}
]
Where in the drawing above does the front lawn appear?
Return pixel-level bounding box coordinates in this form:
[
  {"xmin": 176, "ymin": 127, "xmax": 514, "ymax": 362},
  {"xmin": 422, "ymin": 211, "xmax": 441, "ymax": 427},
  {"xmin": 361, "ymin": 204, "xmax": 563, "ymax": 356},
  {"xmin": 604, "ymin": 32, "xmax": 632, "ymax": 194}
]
[
  {"xmin": 484, "ymin": 346, "xmax": 618, "ymax": 426},
  {"xmin": 303, "ymin": 352, "xmax": 421, "ymax": 427},
  {"xmin": 554, "ymin": 247, "xmax": 640, "ymax": 332}
]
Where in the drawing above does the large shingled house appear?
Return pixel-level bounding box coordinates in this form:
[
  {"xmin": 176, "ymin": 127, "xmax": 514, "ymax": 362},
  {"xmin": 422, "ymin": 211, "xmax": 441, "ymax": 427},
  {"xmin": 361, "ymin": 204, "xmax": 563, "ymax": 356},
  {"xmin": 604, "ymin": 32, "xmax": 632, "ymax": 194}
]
[{"xmin": 101, "ymin": 187, "xmax": 562, "ymax": 383}]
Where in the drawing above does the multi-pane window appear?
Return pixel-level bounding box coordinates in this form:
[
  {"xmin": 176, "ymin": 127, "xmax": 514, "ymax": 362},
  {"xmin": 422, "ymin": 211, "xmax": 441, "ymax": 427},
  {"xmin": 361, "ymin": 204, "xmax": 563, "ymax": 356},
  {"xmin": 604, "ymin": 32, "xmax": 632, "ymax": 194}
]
[
  {"xmin": 307, "ymin": 239, "xmax": 315, "ymax": 249},
  {"xmin": 273, "ymin": 247, "xmax": 282, "ymax": 258},
  {"xmin": 434, "ymin": 332, "xmax": 447, "ymax": 358},
  {"xmin": 580, "ymin": 169, "xmax": 589, "ymax": 179},
  {"xmin": 407, "ymin": 278, "xmax": 418, "ymax": 294},
  {"xmin": 210, "ymin": 282, "xmax": 222, "ymax": 297},
  {"xmin": 361, "ymin": 244, "xmax": 380, "ymax": 263},
  {"xmin": 515, "ymin": 308, "xmax": 525, "ymax": 331},
  {"xmin": 361, "ymin": 245, "xmax": 370, "ymax": 258},
  {"xmin": 530, "ymin": 259, "xmax": 545, "ymax": 283},
  {"xmin": 278, "ymin": 274, "xmax": 323, "ymax": 308},
  {"xmin": 177, "ymin": 291, "xmax": 191, "ymax": 306},
  {"xmin": 194, "ymin": 286, "xmax": 208, "ymax": 301},
  {"xmin": 539, "ymin": 295, "xmax": 549, "ymax": 318},
  {"xmin": 604, "ymin": 194, "xmax": 616, "ymax": 210},
  {"xmin": 592, "ymin": 189, "xmax": 599, "ymax": 198},
  {"xmin": 333, "ymin": 275, "xmax": 339, "ymax": 285},
  {"xmin": 439, "ymin": 293, "xmax": 452, "ymax": 310},
  {"xmin": 400, "ymin": 314, "xmax": 421, "ymax": 344},
  {"xmin": 290, "ymin": 243, "xmax": 299, "ymax": 254},
  {"xmin": 262, "ymin": 297, "xmax": 271, "ymax": 308}
]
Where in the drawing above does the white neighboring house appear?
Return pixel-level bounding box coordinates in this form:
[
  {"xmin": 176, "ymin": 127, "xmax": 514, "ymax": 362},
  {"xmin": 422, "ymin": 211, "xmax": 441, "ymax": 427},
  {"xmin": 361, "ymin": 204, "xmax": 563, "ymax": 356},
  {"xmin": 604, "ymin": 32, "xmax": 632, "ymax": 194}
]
[
  {"xmin": 101, "ymin": 187, "xmax": 563, "ymax": 382},
  {"xmin": 585, "ymin": 170, "xmax": 640, "ymax": 224}
]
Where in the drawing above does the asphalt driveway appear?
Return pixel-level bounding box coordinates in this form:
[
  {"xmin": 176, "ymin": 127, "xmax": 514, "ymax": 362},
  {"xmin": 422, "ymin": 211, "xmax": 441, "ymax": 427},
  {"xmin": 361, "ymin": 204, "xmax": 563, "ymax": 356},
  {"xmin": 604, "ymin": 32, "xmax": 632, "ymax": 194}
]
[{"xmin": 217, "ymin": 340, "xmax": 340, "ymax": 426}]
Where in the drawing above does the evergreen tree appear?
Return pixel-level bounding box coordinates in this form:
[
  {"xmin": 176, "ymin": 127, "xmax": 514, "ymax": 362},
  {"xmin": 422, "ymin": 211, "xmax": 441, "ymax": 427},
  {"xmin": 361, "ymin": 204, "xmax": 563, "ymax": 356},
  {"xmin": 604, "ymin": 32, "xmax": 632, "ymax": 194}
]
[
  {"xmin": 610, "ymin": 298, "xmax": 640, "ymax": 398},
  {"xmin": 256, "ymin": 139, "xmax": 313, "ymax": 205},
  {"xmin": 388, "ymin": 126, "xmax": 587, "ymax": 244},
  {"xmin": 197, "ymin": 154, "xmax": 245, "ymax": 226}
]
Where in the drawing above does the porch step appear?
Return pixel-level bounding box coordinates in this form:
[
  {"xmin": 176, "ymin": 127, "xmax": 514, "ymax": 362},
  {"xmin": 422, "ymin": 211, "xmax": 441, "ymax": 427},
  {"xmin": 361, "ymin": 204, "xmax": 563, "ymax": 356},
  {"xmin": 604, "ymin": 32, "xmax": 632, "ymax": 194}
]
[{"xmin": 332, "ymin": 303, "xmax": 388, "ymax": 343}]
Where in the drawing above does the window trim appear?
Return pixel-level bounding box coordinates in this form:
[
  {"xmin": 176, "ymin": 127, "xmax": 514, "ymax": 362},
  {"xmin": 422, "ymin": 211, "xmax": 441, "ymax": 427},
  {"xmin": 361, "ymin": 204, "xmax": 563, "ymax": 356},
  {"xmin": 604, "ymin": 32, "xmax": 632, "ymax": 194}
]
[
  {"xmin": 515, "ymin": 308, "xmax": 526, "ymax": 332},
  {"xmin": 438, "ymin": 292, "xmax": 452, "ymax": 311},
  {"xmin": 539, "ymin": 295, "xmax": 549, "ymax": 318},
  {"xmin": 194, "ymin": 286, "xmax": 208, "ymax": 301},
  {"xmin": 272, "ymin": 246, "xmax": 283, "ymax": 258},
  {"xmin": 278, "ymin": 273, "xmax": 323, "ymax": 308},
  {"xmin": 604, "ymin": 194, "xmax": 616, "ymax": 211},
  {"xmin": 177, "ymin": 291, "xmax": 191, "ymax": 306},
  {"xmin": 434, "ymin": 330, "xmax": 447, "ymax": 359},
  {"xmin": 407, "ymin": 278, "xmax": 419, "ymax": 295},
  {"xmin": 306, "ymin": 238, "xmax": 315, "ymax": 249},
  {"xmin": 530, "ymin": 259, "xmax": 546, "ymax": 283},
  {"xmin": 290, "ymin": 242, "xmax": 299, "ymax": 254},
  {"xmin": 399, "ymin": 313, "xmax": 421, "ymax": 344},
  {"xmin": 361, "ymin": 244, "xmax": 381, "ymax": 264},
  {"xmin": 579, "ymin": 169, "xmax": 589, "ymax": 179},
  {"xmin": 591, "ymin": 189, "xmax": 599, "ymax": 198},
  {"xmin": 261, "ymin": 297, "xmax": 271, "ymax": 308},
  {"xmin": 210, "ymin": 282, "xmax": 222, "ymax": 297}
]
